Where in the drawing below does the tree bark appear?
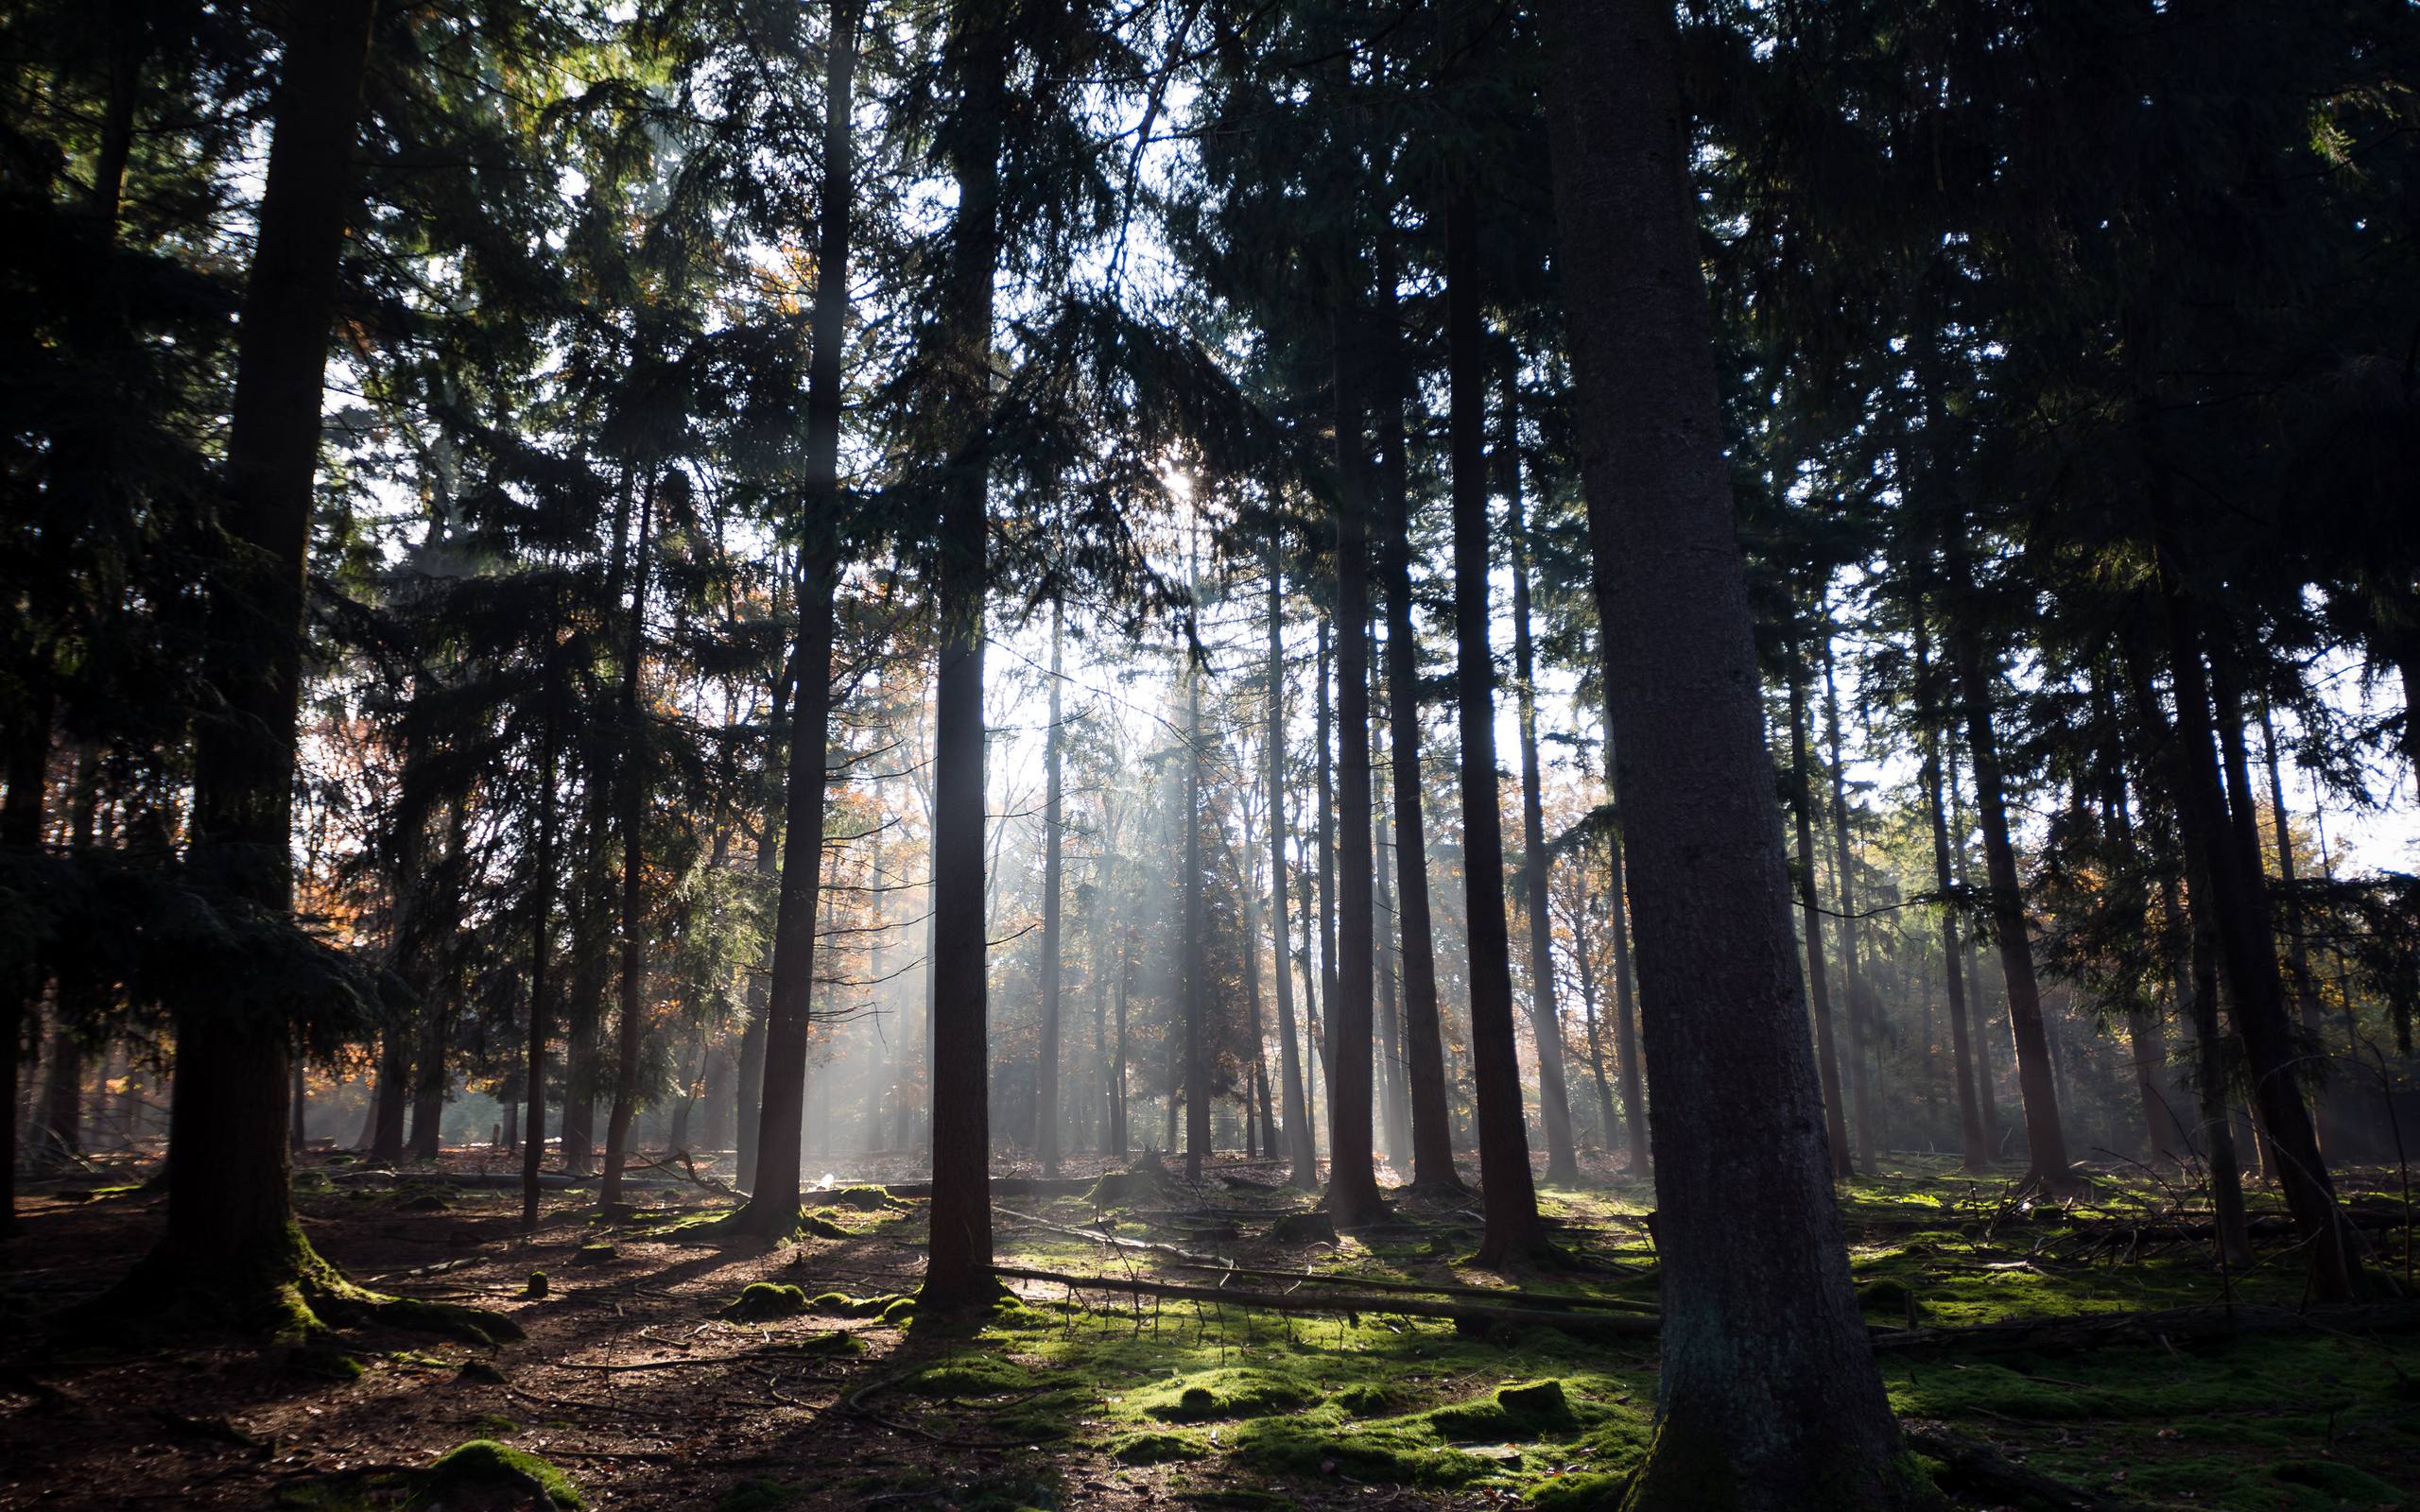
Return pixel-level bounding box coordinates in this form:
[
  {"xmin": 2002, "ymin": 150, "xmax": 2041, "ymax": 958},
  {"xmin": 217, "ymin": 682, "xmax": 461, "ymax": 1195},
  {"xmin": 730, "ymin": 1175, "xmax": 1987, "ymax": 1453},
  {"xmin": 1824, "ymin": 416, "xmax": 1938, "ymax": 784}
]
[
  {"xmin": 1443, "ymin": 188, "xmax": 1547, "ymax": 1263},
  {"xmin": 1183, "ymin": 611, "xmax": 1210, "ymax": 1181},
  {"xmin": 1542, "ymin": 0, "xmax": 1918, "ymax": 1499},
  {"xmin": 521, "ymin": 669, "xmax": 562, "ymax": 1232},
  {"xmin": 2260, "ymin": 701, "xmax": 2342, "ymax": 1159},
  {"xmin": 598, "ymin": 474, "xmax": 659, "ymax": 1211},
  {"xmin": 1372, "ymin": 714, "xmax": 1411, "ymax": 1173}
]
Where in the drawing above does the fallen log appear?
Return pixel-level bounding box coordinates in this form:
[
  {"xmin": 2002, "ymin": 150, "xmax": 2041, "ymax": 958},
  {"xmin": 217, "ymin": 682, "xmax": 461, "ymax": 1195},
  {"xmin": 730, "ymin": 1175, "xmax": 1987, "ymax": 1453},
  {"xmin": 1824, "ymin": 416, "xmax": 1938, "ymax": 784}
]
[
  {"xmin": 1160, "ymin": 1262, "xmax": 1660, "ymax": 1314},
  {"xmin": 1872, "ymin": 1300, "xmax": 2420, "ymax": 1357},
  {"xmin": 993, "ymin": 1264, "xmax": 1660, "ymax": 1338},
  {"xmin": 993, "ymin": 1205, "xmax": 1230, "ymax": 1266},
  {"xmin": 1901, "ymin": 1423, "xmax": 2148, "ymax": 1511},
  {"xmin": 879, "ymin": 1176, "xmax": 1096, "ymax": 1199}
]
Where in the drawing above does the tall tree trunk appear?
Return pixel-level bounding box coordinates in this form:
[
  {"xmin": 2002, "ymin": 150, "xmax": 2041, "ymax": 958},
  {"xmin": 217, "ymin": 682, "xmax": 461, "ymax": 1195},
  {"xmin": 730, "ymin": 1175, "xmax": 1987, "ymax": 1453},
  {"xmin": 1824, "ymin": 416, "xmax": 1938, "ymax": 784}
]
[
  {"xmin": 600, "ymin": 477, "xmax": 660, "ymax": 1212},
  {"xmin": 1949, "ymin": 616, "xmax": 2073, "ymax": 1188},
  {"xmin": 1945, "ymin": 754, "xmax": 2003, "ymax": 1144},
  {"xmin": 1371, "ymin": 234, "xmax": 1461, "ymax": 1195},
  {"xmin": 1372, "ymin": 719, "xmax": 1411, "ymax": 1173},
  {"xmin": 1789, "ymin": 661, "xmax": 1856, "ymax": 1178},
  {"xmin": 2260, "ymin": 701, "xmax": 2341, "ymax": 1158},
  {"xmin": 370, "ymin": 1034, "xmax": 408, "ymax": 1163},
  {"xmin": 126, "ymin": 0, "xmax": 380, "ymax": 1320},
  {"xmin": 1268, "ymin": 547, "xmax": 1316, "ymax": 1188},
  {"xmin": 1822, "ymin": 639, "xmax": 1877, "ymax": 1170},
  {"xmin": 1183, "ymin": 624, "xmax": 1210, "ymax": 1181},
  {"xmin": 1505, "ymin": 361, "xmax": 1579, "ymax": 1187},
  {"xmin": 2129, "ymin": 656, "xmax": 2256, "ymax": 1268},
  {"xmin": 1322, "ymin": 304, "xmax": 1386, "ymax": 1225},
  {"xmin": 1571, "ymin": 883, "xmax": 1618, "ymax": 1145},
  {"xmin": 1541, "ymin": 1, "xmax": 1918, "ymax": 1499},
  {"xmin": 1603, "ymin": 788, "xmax": 1649, "ymax": 1175},
  {"xmin": 521, "ymin": 674, "xmax": 562, "ymax": 1232},
  {"xmin": 1315, "ymin": 619, "xmax": 1338, "ymax": 1097},
  {"xmin": 1037, "ymin": 598, "xmax": 1065, "ymax": 1174},
  {"xmin": 2157, "ymin": 565, "xmax": 2357, "ymax": 1300},
  {"xmin": 735, "ymin": 0, "xmax": 861, "ymax": 1240},
  {"xmin": 1912, "ymin": 609, "xmax": 1989, "ymax": 1171},
  {"xmin": 1443, "ymin": 189, "xmax": 1547, "ymax": 1263},
  {"xmin": 922, "ymin": 0, "xmax": 1005, "ymax": 1309}
]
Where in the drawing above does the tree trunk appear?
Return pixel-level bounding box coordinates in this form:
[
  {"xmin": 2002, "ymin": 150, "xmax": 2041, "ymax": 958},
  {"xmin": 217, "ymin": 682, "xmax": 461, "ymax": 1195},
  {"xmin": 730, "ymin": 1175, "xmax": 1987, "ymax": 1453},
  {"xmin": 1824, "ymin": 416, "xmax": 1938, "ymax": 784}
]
[
  {"xmin": 1541, "ymin": 0, "xmax": 1919, "ymax": 1499},
  {"xmin": 1571, "ymin": 883, "xmax": 1618, "ymax": 1146},
  {"xmin": 599, "ymin": 463, "xmax": 661, "ymax": 1211},
  {"xmin": 1789, "ymin": 662, "xmax": 1856, "ymax": 1178},
  {"xmin": 2260, "ymin": 701, "xmax": 2341, "ymax": 1159},
  {"xmin": 1912, "ymin": 609, "xmax": 1990, "ymax": 1171},
  {"xmin": 1604, "ymin": 794, "xmax": 1650, "ymax": 1174},
  {"xmin": 735, "ymin": 0, "xmax": 860, "ymax": 1240},
  {"xmin": 1037, "ymin": 598, "xmax": 1065, "ymax": 1175},
  {"xmin": 922, "ymin": 0, "xmax": 1004, "ymax": 1310},
  {"xmin": 1372, "ymin": 725, "xmax": 1411, "ymax": 1173},
  {"xmin": 371, "ymin": 1033, "xmax": 408, "ymax": 1163},
  {"xmin": 1949, "ymin": 617, "xmax": 2073, "ymax": 1188},
  {"xmin": 1505, "ymin": 360, "xmax": 1579, "ymax": 1187},
  {"xmin": 129, "ymin": 0, "xmax": 379, "ymax": 1321},
  {"xmin": 1322, "ymin": 304, "xmax": 1386, "ymax": 1225},
  {"xmin": 1371, "ymin": 233, "xmax": 1461, "ymax": 1195},
  {"xmin": 1443, "ymin": 189, "xmax": 1547, "ymax": 1263},
  {"xmin": 1316, "ymin": 619, "xmax": 1338, "ymax": 1097},
  {"xmin": 1183, "ymin": 618, "xmax": 1210, "ymax": 1181},
  {"xmin": 2157, "ymin": 567, "xmax": 2357, "ymax": 1300},
  {"xmin": 1822, "ymin": 639, "xmax": 1877, "ymax": 1170},
  {"xmin": 515, "ymin": 652, "xmax": 565, "ymax": 1227},
  {"xmin": 1268, "ymin": 547, "xmax": 1316, "ymax": 1188}
]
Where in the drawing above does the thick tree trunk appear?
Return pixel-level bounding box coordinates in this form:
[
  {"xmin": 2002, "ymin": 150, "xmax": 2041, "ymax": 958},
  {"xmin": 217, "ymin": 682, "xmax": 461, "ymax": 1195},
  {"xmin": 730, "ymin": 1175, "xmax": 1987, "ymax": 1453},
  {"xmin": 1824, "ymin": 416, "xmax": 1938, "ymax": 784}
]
[
  {"xmin": 1443, "ymin": 190, "xmax": 1547, "ymax": 1263},
  {"xmin": 1789, "ymin": 663, "xmax": 1856, "ymax": 1179},
  {"xmin": 1950, "ymin": 622, "xmax": 2073, "ymax": 1188},
  {"xmin": 1913, "ymin": 610, "xmax": 1990, "ymax": 1171},
  {"xmin": 922, "ymin": 0, "xmax": 1004, "ymax": 1309},
  {"xmin": 1268, "ymin": 548, "xmax": 1316, "ymax": 1188},
  {"xmin": 1505, "ymin": 364, "xmax": 1579, "ymax": 1187},
  {"xmin": 1322, "ymin": 305, "xmax": 1387, "ymax": 1225},
  {"xmin": 1371, "ymin": 237, "xmax": 1461, "ymax": 1195},
  {"xmin": 2158, "ymin": 569, "xmax": 2357, "ymax": 1300},
  {"xmin": 1542, "ymin": 1, "xmax": 1919, "ymax": 1500},
  {"xmin": 1822, "ymin": 641, "xmax": 1877, "ymax": 1170},
  {"xmin": 132, "ymin": 0, "xmax": 379, "ymax": 1321},
  {"xmin": 1037, "ymin": 599, "xmax": 1065, "ymax": 1175},
  {"xmin": 371, "ymin": 1033, "xmax": 408, "ymax": 1163}
]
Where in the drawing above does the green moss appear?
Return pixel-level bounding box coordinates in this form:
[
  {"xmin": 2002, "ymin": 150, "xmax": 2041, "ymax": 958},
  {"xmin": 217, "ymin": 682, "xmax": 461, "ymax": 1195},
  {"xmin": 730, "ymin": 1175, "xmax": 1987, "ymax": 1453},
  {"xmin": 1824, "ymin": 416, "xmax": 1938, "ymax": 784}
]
[
  {"xmin": 1140, "ymin": 1369, "xmax": 1318, "ymax": 1422},
  {"xmin": 283, "ymin": 1344, "xmax": 364, "ymax": 1381},
  {"xmin": 903, "ymin": 1353, "xmax": 1044, "ymax": 1396},
  {"xmin": 879, "ymin": 1297, "xmax": 918, "ymax": 1327},
  {"xmin": 571, "ymin": 1242, "xmax": 615, "ymax": 1266},
  {"xmin": 799, "ymin": 1212, "xmax": 854, "ymax": 1239},
  {"xmin": 1111, "ymin": 1431, "xmax": 1207, "ymax": 1464},
  {"xmin": 461, "ymin": 1413, "xmax": 522, "ymax": 1437},
  {"xmin": 806, "ymin": 1291, "xmax": 902, "ymax": 1318},
  {"xmin": 827, "ymin": 1185, "xmax": 895, "ymax": 1211},
  {"xmin": 418, "ymin": 1440, "xmax": 582, "ymax": 1509},
  {"xmin": 2269, "ymin": 1458, "xmax": 2408, "ymax": 1504},
  {"xmin": 522, "ymin": 1271, "xmax": 549, "ymax": 1299},
  {"xmin": 1426, "ymin": 1380, "xmax": 1577, "ymax": 1439},
  {"xmin": 1525, "ymin": 1471, "xmax": 1627, "ymax": 1510},
  {"xmin": 722, "ymin": 1282, "xmax": 808, "ymax": 1321}
]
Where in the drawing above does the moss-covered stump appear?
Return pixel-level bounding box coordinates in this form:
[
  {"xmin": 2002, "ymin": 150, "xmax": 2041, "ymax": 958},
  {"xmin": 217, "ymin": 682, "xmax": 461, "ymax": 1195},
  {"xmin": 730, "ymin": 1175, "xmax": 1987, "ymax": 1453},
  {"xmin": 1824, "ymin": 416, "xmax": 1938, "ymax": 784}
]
[
  {"xmin": 569, "ymin": 1242, "xmax": 615, "ymax": 1266},
  {"xmin": 416, "ymin": 1439, "xmax": 582, "ymax": 1509},
  {"xmin": 56, "ymin": 1222, "xmax": 522, "ymax": 1347},
  {"xmin": 1266, "ymin": 1211, "xmax": 1338, "ymax": 1246},
  {"xmin": 721, "ymin": 1282, "xmax": 808, "ymax": 1321}
]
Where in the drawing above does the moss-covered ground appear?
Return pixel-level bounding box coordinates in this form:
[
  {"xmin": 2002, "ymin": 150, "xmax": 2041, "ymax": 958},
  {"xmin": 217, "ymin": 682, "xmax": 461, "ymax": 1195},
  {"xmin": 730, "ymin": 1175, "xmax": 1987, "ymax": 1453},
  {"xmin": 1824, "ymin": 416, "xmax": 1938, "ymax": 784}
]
[{"xmin": 1, "ymin": 1147, "xmax": 2412, "ymax": 1509}]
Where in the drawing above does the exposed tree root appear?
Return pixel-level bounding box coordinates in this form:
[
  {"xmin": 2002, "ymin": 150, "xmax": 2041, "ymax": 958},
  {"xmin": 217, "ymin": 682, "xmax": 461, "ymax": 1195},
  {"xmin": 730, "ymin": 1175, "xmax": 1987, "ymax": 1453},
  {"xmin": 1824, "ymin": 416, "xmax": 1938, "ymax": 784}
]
[{"xmin": 1902, "ymin": 1422, "xmax": 2147, "ymax": 1510}]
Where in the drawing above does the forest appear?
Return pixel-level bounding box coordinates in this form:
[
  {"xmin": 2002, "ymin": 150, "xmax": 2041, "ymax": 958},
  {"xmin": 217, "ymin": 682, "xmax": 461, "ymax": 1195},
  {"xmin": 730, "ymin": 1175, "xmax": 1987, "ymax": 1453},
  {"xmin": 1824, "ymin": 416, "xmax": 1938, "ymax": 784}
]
[{"xmin": 4, "ymin": 0, "xmax": 2419, "ymax": 1508}]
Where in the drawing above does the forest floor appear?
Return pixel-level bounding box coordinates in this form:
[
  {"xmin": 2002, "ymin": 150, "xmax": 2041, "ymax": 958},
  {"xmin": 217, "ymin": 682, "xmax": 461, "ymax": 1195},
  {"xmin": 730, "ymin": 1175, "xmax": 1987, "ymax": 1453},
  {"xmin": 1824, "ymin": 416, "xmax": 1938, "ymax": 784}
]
[{"xmin": 2, "ymin": 1146, "xmax": 2416, "ymax": 1511}]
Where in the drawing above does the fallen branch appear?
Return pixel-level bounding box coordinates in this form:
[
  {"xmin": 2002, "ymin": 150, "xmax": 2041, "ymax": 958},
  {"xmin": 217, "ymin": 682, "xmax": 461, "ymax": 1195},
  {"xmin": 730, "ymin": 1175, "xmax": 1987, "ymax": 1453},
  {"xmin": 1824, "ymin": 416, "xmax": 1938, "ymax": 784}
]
[
  {"xmin": 993, "ymin": 1205, "xmax": 1230, "ymax": 1265},
  {"xmin": 993, "ymin": 1264, "xmax": 1659, "ymax": 1338}
]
